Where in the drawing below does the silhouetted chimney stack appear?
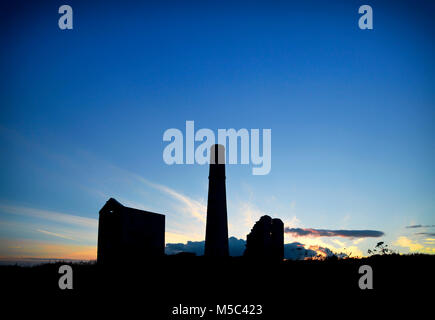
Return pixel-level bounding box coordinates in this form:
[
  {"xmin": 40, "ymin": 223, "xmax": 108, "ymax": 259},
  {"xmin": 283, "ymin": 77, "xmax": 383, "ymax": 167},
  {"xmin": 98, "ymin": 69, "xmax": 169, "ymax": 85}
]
[{"xmin": 204, "ymin": 144, "xmax": 229, "ymax": 257}]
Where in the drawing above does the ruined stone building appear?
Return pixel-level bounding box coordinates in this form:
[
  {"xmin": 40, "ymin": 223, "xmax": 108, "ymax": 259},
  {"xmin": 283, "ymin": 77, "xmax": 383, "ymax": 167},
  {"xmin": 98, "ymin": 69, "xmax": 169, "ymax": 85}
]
[
  {"xmin": 244, "ymin": 215, "xmax": 284, "ymax": 260},
  {"xmin": 97, "ymin": 198, "xmax": 165, "ymax": 264}
]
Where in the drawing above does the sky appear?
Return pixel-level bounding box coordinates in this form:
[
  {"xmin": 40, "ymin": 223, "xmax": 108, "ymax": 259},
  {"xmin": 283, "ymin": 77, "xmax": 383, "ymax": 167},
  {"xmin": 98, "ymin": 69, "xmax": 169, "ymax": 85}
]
[{"xmin": 0, "ymin": 0, "xmax": 434, "ymax": 261}]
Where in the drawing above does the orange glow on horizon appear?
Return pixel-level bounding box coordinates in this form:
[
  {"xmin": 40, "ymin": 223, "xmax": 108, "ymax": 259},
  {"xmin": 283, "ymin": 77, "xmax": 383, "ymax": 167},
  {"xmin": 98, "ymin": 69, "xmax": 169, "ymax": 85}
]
[{"xmin": 0, "ymin": 239, "xmax": 97, "ymax": 261}]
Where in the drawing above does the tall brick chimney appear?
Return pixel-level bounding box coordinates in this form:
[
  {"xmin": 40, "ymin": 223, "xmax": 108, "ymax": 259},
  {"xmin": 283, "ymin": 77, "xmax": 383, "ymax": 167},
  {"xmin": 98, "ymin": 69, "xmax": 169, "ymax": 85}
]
[{"xmin": 204, "ymin": 144, "xmax": 229, "ymax": 257}]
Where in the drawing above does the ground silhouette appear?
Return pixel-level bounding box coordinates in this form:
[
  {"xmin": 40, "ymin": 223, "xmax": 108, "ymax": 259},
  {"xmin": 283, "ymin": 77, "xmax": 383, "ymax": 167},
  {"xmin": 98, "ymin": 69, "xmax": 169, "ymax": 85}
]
[{"xmin": 1, "ymin": 254, "xmax": 433, "ymax": 318}]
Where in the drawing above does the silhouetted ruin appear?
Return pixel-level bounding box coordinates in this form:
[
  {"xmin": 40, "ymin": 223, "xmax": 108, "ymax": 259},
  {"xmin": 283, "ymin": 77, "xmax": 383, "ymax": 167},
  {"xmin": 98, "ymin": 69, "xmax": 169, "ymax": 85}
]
[
  {"xmin": 204, "ymin": 144, "xmax": 229, "ymax": 257},
  {"xmin": 97, "ymin": 198, "xmax": 165, "ymax": 264},
  {"xmin": 244, "ymin": 215, "xmax": 284, "ymax": 260}
]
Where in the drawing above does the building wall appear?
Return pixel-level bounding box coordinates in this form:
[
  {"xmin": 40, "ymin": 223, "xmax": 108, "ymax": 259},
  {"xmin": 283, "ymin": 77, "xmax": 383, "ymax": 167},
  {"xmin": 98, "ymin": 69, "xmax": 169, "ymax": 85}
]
[
  {"xmin": 97, "ymin": 199, "xmax": 165, "ymax": 264},
  {"xmin": 121, "ymin": 209, "xmax": 165, "ymax": 259}
]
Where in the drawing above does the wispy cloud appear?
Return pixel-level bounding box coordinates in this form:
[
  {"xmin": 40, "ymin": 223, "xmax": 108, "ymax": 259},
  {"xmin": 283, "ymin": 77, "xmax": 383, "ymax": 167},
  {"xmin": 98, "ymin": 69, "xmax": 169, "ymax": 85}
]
[
  {"xmin": 415, "ymin": 232, "xmax": 435, "ymax": 237},
  {"xmin": 107, "ymin": 166, "xmax": 207, "ymax": 224},
  {"xmin": 405, "ymin": 225, "xmax": 435, "ymax": 238},
  {"xmin": 240, "ymin": 202, "xmax": 266, "ymax": 229},
  {"xmin": 285, "ymin": 227, "xmax": 384, "ymax": 238},
  {"xmin": 36, "ymin": 229, "xmax": 75, "ymax": 240},
  {"xmin": 146, "ymin": 180, "xmax": 207, "ymax": 224},
  {"xmin": 406, "ymin": 224, "xmax": 435, "ymax": 229},
  {"xmin": 0, "ymin": 204, "xmax": 98, "ymax": 228}
]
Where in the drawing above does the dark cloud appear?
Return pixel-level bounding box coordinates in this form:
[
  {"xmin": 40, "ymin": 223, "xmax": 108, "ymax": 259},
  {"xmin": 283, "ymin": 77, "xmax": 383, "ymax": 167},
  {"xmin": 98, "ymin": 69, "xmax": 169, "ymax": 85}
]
[
  {"xmin": 165, "ymin": 236, "xmax": 245, "ymax": 256},
  {"xmin": 406, "ymin": 224, "xmax": 435, "ymax": 229},
  {"xmin": 165, "ymin": 237, "xmax": 348, "ymax": 260},
  {"xmin": 283, "ymin": 243, "xmax": 349, "ymax": 259},
  {"xmin": 283, "ymin": 242, "xmax": 329, "ymax": 260},
  {"xmin": 415, "ymin": 232, "xmax": 435, "ymax": 237},
  {"xmin": 227, "ymin": 237, "xmax": 246, "ymax": 256},
  {"xmin": 405, "ymin": 224, "xmax": 435, "ymax": 236},
  {"xmin": 284, "ymin": 227, "xmax": 384, "ymax": 238},
  {"xmin": 165, "ymin": 240, "xmax": 205, "ymax": 256}
]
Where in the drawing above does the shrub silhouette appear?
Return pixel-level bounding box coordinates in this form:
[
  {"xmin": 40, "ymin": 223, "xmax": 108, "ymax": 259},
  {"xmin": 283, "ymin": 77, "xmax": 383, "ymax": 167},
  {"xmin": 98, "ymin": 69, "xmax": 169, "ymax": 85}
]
[{"xmin": 368, "ymin": 241, "xmax": 396, "ymax": 256}]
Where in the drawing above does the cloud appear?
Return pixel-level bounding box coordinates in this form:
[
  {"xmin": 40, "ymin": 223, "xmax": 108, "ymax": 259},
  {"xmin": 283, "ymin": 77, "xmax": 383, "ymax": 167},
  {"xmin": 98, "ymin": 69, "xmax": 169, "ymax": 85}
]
[
  {"xmin": 404, "ymin": 225, "xmax": 435, "ymax": 238},
  {"xmin": 352, "ymin": 238, "xmax": 366, "ymax": 245},
  {"xmin": 239, "ymin": 202, "xmax": 267, "ymax": 229},
  {"xmin": 394, "ymin": 236, "xmax": 423, "ymax": 251},
  {"xmin": 286, "ymin": 216, "xmax": 301, "ymax": 228},
  {"xmin": 165, "ymin": 240, "xmax": 205, "ymax": 256},
  {"xmin": 406, "ymin": 224, "xmax": 435, "ymax": 229},
  {"xmin": 284, "ymin": 227, "xmax": 384, "ymax": 238},
  {"xmin": 124, "ymin": 170, "xmax": 207, "ymax": 224},
  {"xmin": 283, "ymin": 242, "xmax": 316, "ymax": 260},
  {"xmin": 0, "ymin": 205, "xmax": 98, "ymax": 251},
  {"xmin": 415, "ymin": 232, "xmax": 435, "ymax": 237},
  {"xmin": 0, "ymin": 204, "xmax": 98, "ymax": 228},
  {"xmin": 36, "ymin": 229, "xmax": 75, "ymax": 240},
  {"xmin": 149, "ymin": 182, "xmax": 206, "ymax": 224},
  {"xmin": 165, "ymin": 236, "xmax": 245, "ymax": 256},
  {"xmin": 165, "ymin": 237, "xmax": 349, "ymax": 260},
  {"xmin": 284, "ymin": 243, "xmax": 349, "ymax": 260}
]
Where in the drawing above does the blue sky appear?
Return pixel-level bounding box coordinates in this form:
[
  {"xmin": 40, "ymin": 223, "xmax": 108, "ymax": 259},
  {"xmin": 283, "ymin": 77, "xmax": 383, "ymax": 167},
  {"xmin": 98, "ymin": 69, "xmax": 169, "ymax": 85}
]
[{"xmin": 0, "ymin": 0, "xmax": 434, "ymax": 260}]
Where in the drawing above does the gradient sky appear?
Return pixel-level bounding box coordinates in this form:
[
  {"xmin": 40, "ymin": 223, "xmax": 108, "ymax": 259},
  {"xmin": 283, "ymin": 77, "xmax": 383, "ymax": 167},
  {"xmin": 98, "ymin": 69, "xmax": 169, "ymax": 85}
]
[{"xmin": 1, "ymin": 0, "xmax": 434, "ymax": 260}]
